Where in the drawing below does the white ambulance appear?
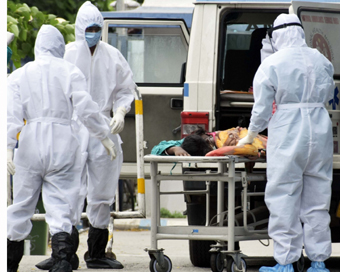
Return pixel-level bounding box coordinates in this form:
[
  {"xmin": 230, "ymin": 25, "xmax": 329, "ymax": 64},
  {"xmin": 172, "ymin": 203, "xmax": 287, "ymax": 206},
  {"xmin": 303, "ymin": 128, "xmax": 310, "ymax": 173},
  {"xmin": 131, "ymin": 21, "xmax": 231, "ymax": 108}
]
[
  {"xmin": 101, "ymin": 1, "xmax": 340, "ymax": 269},
  {"xmin": 181, "ymin": 0, "xmax": 340, "ymax": 269}
]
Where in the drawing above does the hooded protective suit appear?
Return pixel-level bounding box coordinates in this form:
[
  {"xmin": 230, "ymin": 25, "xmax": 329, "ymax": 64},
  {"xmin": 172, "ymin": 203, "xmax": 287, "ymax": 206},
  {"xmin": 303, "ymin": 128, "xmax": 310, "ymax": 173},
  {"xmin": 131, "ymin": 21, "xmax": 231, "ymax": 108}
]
[
  {"xmin": 7, "ymin": 25, "xmax": 110, "ymax": 240},
  {"xmin": 248, "ymin": 14, "xmax": 334, "ymax": 265},
  {"xmin": 64, "ymin": 1, "xmax": 135, "ymax": 229}
]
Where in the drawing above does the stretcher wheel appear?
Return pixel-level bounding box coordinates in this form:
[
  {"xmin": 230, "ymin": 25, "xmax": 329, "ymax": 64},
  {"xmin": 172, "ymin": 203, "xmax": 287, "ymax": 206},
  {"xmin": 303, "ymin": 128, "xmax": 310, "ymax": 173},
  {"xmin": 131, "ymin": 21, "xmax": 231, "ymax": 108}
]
[
  {"xmin": 226, "ymin": 256, "xmax": 246, "ymax": 272},
  {"xmin": 149, "ymin": 255, "xmax": 172, "ymax": 272},
  {"xmin": 210, "ymin": 252, "xmax": 224, "ymax": 272}
]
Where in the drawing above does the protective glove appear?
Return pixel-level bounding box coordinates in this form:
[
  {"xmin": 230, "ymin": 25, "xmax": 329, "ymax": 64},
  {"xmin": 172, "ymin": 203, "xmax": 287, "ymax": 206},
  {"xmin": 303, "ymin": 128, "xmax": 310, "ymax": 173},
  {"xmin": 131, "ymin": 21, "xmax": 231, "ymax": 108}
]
[
  {"xmin": 101, "ymin": 137, "xmax": 117, "ymax": 161},
  {"xmin": 7, "ymin": 148, "xmax": 15, "ymax": 175},
  {"xmin": 237, "ymin": 130, "xmax": 258, "ymax": 146},
  {"xmin": 110, "ymin": 107, "xmax": 127, "ymax": 135}
]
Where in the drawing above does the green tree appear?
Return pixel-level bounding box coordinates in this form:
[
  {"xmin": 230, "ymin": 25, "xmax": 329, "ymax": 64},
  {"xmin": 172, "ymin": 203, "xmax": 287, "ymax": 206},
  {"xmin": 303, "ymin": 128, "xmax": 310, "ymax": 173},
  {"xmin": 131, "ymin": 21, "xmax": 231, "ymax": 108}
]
[
  {"xmin": 7, "ymin": 1, "xmax": 76, "ymax": 69},
  {"xmin": 10, "ymin": 0, "xmax": 144, "ymax": 23},
  {"xmin": 7, "ymin": 0, "xmax": 144, "ymax": 69}
]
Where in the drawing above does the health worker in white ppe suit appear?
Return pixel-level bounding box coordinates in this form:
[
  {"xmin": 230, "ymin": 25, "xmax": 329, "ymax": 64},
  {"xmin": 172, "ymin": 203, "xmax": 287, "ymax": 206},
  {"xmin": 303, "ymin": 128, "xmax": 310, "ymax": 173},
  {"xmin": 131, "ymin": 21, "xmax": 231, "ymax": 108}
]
[
  {"xmin": 7, "ymin": 25, "xmax": 116, "ymax": 272},
  {"xmin": 238, "ymin": 14, "xmax": 334, "ymax": 272},
  {"xmin": 41, "ymin": 1, "xmax": 134, "ymax": 270}
]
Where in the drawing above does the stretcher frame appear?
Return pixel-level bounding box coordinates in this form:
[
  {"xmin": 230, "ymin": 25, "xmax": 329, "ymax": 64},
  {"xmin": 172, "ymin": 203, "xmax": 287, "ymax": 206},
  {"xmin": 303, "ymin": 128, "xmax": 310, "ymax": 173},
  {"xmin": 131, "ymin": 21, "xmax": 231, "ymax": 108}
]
[{"xmin": 144, "ymin": 154, "xmax": 269, "ymax": 272}]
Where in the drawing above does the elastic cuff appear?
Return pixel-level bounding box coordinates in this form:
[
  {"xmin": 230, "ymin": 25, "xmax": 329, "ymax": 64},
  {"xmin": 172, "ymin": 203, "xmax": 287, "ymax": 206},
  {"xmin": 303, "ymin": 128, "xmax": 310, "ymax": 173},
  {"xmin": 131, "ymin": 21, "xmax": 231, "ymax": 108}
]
[
  {"xmin": 247, "ymin": 129, "xmax": 258, "ymax": 138},
  {"xmin": 116, "ymin": 106, "xmax": 127, "ymax": 115}
]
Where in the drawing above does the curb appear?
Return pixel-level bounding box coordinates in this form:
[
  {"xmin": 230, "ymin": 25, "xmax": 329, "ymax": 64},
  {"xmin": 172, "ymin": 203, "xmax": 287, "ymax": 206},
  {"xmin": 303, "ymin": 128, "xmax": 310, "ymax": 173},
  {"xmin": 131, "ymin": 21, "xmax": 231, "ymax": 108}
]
[{"xmin": 113, "ymin": 218, "xmax": 188, "ymax": 230}]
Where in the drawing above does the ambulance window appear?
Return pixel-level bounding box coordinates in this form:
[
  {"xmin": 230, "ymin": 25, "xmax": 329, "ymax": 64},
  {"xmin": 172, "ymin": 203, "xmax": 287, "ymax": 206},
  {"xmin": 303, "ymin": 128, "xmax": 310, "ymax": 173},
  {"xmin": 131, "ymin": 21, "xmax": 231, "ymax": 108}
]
[
  {"xmin": 220, "ymin": 11, "xmax": 284, "ymax": 92},
  {"xmin": 107, "ymin": 24, "xmax": 188, "ymax": 85},
  {"xmin": 299, "ymin": 9, "xmax": 340, "ymax": 77}
]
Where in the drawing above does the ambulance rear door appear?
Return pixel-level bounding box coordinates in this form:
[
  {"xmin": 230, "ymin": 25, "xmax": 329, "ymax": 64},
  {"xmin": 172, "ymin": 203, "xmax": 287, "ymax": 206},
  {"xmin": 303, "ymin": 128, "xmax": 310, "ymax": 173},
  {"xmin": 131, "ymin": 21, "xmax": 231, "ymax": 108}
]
[
  {"xmin": 102, "ymin": 18, "xmax": 190, "ymax": 177},
  {"xmin": 292, "ymin": 1, "xmax": 340, "ymax": 166}
]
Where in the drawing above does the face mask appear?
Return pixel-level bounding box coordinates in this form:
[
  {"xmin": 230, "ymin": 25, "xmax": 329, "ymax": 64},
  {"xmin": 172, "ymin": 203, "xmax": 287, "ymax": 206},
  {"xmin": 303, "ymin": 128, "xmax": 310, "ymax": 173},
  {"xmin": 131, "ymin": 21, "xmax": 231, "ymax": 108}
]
[
  {"xmin": 85, "ymin": 30, "xmax": 102, "ymax": 48},
  {"xmin": 7, "ymin": 46, "xmax": 12, "ymax": 65}
]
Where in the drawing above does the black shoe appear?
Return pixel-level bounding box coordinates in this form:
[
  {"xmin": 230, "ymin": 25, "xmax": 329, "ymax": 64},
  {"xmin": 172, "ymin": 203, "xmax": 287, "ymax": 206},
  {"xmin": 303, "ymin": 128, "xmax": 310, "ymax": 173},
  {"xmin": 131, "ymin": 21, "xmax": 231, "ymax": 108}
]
[
  {"xmin": 36, "ymin": 226, "xmax": 79, "ymax": 270},
  {"xmin": 36, "ymin": 254, "xmax": 79, "ymax": 270},
  {"xmin": 49, "ymin": 259, "xmax": 72, "ymax": 272},
  {"xmin": 49, "ymin": 232, "xmax": 74, "ymax": 272},
  {"xmin": 86, "ymin": 257, "xmax": 124, "ymax": 269},
  {"xmin": 85, "ymin": 225, "xmax": 124, "ymax": 269}
]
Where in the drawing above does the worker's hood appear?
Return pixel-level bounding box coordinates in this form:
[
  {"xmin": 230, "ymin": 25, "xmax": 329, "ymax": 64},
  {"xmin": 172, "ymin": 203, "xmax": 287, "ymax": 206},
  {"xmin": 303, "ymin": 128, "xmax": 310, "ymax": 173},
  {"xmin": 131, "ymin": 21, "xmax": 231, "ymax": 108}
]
[
  {"xmin": 271, "ymin": 14, "xmax": 307, "ymax": 51},
  {"xmin": 75, "ymin": 1, "xmax": 103, "ymax": 42},
  {"xmin": 34, "ymin": 25, "xmax": 65, "ymax": 59}
]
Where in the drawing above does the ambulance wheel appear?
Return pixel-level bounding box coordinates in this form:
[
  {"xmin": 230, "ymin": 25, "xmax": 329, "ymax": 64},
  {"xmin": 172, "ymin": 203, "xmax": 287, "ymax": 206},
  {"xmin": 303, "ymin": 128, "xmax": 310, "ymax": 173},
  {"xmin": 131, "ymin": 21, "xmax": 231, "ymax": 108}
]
[
  {"xmin": 149, "ymin": 255, "xmax": 172, "ymax": 272},
  {"xmin": 210, "ymin": 252, "xmax": 224, "ymax": 272},
  {"xmin": 189, "ymin": 240, "xmax": 212, "ymax": 267},
  {"xmin": 226, "ymin": 256, "xmax": 247, "ymax": 272}
]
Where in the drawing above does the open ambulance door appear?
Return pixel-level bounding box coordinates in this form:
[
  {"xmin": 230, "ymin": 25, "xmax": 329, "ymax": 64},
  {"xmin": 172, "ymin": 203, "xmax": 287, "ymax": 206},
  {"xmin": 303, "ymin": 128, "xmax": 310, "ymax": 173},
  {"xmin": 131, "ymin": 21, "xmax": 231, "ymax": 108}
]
[
  {"xmin": 102, "ymin": 19, "xmax": 190, "ymax": 170},
  {"xmin": 101, "ymin": 19, "xmax": 190, "ymax": 216}
]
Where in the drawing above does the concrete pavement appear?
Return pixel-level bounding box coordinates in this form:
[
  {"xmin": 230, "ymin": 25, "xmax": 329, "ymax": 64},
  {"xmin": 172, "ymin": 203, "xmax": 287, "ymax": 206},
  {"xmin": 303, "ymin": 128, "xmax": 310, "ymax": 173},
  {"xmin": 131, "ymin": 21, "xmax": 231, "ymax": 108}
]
[{"xmin": 15, "ymin": 218, "xmax": 340, "ymax": 272}]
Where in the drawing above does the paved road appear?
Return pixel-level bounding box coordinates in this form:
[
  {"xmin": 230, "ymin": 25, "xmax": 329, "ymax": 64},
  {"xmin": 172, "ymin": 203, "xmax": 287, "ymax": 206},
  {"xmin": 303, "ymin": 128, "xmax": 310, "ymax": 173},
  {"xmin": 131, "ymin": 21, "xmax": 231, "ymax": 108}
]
[{"xmin": 17, "ymin": 228, "xmax": 340, "ymax": 272}]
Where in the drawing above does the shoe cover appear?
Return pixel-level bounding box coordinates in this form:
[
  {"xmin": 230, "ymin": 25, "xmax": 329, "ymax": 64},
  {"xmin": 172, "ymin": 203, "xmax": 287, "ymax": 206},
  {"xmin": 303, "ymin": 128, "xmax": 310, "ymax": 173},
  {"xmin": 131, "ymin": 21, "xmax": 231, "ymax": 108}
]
[
  {"xmin": 307, "ymin": 262, "xmax": 330, "ymax": 272},
  {"xmin": 49, "ymin": 259, "xmax": 72, "ymax": 272},
  {"xmin": 86, "ymin": 257, "xmax": 124, "ymax": 269},
  {"xmin": 36, "ymin": 254, "xmax": 79, "ymax": 270},
  {"xmin": 259, "ymin": 263, "xmax": 294, "ymax": 272}
]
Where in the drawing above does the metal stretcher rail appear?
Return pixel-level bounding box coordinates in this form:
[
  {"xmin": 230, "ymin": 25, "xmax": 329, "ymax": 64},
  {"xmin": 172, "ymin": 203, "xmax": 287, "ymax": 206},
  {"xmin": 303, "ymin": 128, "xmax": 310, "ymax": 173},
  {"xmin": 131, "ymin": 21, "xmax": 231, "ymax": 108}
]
[{"xmin": 143, "ymin": 155, "xmax": 268, "ymax": 272}]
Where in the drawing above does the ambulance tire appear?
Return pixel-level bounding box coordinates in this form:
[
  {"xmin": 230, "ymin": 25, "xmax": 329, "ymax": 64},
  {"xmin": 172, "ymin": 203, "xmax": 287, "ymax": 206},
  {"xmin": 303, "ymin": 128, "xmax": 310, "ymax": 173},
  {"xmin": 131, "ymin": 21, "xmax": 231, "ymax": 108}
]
[
  {"xmin": 189, "ymin": 240, "xmax": 212, "ymax": 268},
  {"xmin": 186, "ymin": 198, "xmax": 213, "ymax": 268}
]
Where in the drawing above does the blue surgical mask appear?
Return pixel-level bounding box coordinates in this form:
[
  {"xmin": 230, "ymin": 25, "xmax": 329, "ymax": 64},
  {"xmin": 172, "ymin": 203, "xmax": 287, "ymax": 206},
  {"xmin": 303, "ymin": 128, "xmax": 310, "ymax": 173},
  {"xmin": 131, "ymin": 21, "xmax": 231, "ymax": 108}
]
[{"xmin": 85, "ymin": 30, "xmax": 102, "ymax": 48}]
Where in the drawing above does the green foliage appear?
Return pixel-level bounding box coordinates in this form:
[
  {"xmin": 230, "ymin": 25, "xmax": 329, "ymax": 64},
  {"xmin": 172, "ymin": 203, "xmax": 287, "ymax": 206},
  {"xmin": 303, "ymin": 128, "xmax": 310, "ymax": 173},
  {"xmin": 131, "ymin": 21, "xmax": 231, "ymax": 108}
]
[
  {"xmin": 7, "ymin": 1, "xmax": 76, "ymax": 69},
  {"xmin": 160, "ymin": 208, "xmax": 186, "ymax": 218},
  {"xmin": 9, "ymin": 0, "xmax": 144, "ymax": 23}
]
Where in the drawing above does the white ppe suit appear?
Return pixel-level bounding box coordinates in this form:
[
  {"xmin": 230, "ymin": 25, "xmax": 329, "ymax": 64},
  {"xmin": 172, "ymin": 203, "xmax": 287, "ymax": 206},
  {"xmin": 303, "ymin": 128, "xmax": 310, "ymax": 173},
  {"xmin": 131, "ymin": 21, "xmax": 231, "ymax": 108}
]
[
  {"xmin": 64, "ymin": 1, "xmax": 135, "ymax": 229},
  {"xmin": 248, "ymin": 14, "xmax": 334, "ymax": 265},
  {"xmin": 7, "ymin": 25, "xmax": 110, "ymax": 241}
]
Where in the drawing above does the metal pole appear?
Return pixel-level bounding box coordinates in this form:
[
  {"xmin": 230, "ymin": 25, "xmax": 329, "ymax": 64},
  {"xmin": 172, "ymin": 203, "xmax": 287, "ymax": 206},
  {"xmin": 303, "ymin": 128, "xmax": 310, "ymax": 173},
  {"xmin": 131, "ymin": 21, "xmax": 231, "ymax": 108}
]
[
  {"xmin": 228, "ymin": 159, "xmax": 235, "ymax": 251},
  {"xmin": 150, "ymin": 161, "xmax": 158, "ymax": 250},
  {"xmin": 217, "ymin": 162, "xmax": 225, "ymax": 226},
  {"xmin": 134, "ymin": 88, "xmax": 146, "ymax": 217}
]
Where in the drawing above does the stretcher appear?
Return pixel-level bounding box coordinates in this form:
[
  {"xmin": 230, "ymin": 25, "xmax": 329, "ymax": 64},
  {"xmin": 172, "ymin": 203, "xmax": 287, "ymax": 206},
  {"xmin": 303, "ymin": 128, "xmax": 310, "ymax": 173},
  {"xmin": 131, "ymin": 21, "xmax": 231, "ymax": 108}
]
[{"xmin": 144, "ymin": 154, "xmax": 269, "ymax": 272}]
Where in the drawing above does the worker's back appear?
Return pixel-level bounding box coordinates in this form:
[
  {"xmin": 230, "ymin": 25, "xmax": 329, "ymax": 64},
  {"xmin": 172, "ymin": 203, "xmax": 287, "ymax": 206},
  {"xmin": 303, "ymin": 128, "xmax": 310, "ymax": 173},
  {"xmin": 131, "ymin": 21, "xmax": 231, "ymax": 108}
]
[
  {"xmin": 7, "ymin": 57, "xmax": 82, "ymax": 174},
  {"xmin": 7, "ymin": 25, "xmax": 108, "ymax": 175},
  {"xmin": 260, "ymin": 45, "xmax": 334, "ymax": 107}
]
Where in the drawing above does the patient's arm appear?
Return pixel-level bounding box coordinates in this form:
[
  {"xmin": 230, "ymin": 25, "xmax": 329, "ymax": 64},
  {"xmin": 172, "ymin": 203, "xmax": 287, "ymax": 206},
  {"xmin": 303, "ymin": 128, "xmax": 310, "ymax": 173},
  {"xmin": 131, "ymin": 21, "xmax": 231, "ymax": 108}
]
[{"xmin": 166, "ymin": 146, "xmax": 190, "ymax": 156}]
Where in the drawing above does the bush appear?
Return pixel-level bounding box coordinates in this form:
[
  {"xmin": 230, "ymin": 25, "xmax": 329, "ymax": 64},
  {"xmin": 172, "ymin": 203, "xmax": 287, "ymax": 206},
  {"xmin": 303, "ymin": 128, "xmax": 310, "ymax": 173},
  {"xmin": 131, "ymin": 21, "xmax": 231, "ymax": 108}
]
[
  {"xmin": 7, "ymin": 1, "xmax": 76, "ymax": 69},
  {"xmin": 160, "ymin": 208, "xmax": 186, "ymax": 218}
]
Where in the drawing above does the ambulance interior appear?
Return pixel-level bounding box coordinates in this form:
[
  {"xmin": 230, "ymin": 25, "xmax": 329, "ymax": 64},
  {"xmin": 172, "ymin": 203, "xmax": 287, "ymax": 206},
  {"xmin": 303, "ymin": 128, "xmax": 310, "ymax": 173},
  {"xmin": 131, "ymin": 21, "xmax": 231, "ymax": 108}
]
[{"xmin": 217, "ymin": 10, "xmax": 286, "ymax": 131}]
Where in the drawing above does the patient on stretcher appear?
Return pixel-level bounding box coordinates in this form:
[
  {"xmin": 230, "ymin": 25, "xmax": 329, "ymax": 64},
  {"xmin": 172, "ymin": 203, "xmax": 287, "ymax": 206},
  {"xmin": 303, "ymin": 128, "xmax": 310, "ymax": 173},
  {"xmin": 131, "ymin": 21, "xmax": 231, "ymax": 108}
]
[
  {"xmin": 151, "ymin": 127, "xmax": 267, "ymax": 158},
  {"xmin": 206, "ymin": 127, "xmax": 267, "ymax": 157}
]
